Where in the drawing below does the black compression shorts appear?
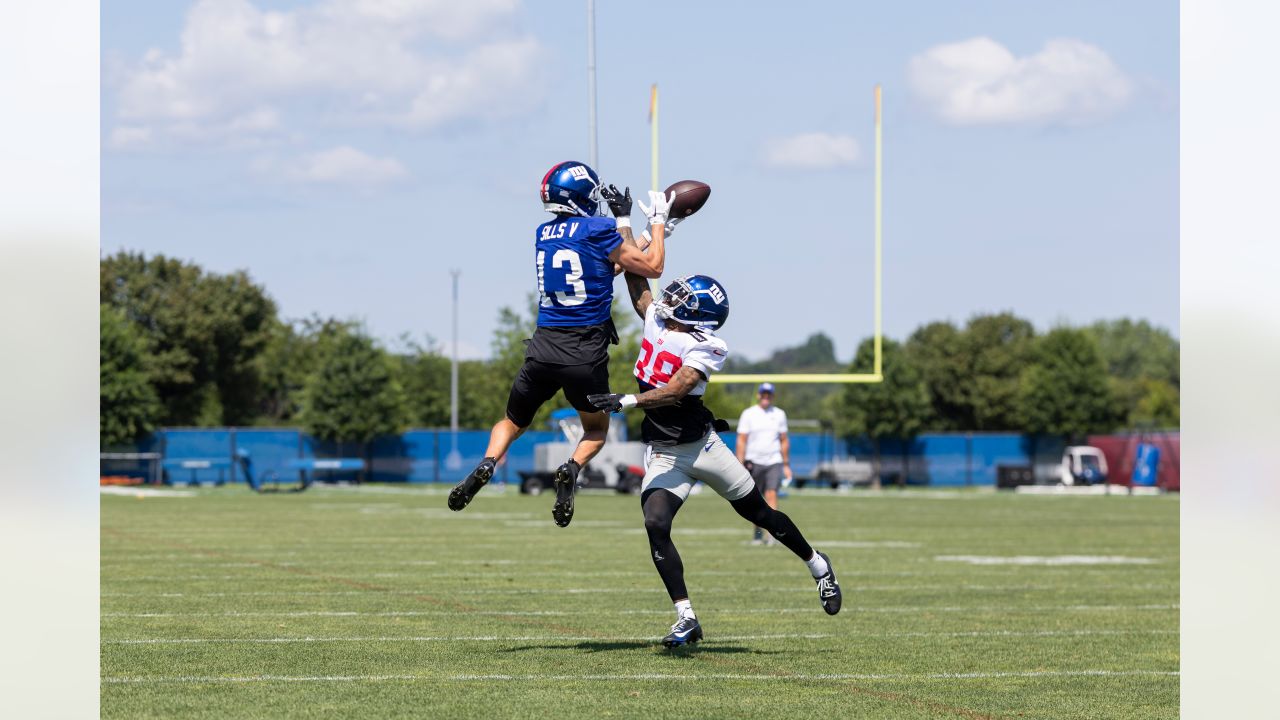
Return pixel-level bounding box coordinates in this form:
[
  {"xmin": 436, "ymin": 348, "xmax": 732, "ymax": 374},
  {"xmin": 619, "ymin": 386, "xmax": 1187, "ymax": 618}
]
[{"xmin": 505, "ymin": 359, "xmax": 611, "ymax": 428}]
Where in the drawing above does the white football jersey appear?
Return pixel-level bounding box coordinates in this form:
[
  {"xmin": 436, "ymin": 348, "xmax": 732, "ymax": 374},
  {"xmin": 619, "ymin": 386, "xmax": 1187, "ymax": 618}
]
[{"xmin": 633, "ymin": 303, "xmax": 729, "ymax": 392}]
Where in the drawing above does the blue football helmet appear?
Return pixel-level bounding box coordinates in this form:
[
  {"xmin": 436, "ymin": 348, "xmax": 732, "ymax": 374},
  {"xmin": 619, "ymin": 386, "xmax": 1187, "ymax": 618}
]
[
  {"xmin": 655, "ymin": 274, "xmax": 730, "ymax": 330},
  {"xmin": 540, "ymin": 161, "xmax": 605, "ymax": 217}
]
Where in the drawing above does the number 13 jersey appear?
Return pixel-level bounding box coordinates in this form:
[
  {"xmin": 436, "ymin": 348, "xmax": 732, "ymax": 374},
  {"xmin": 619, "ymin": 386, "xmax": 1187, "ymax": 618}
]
[
  {"xmin": 534, "ymin": 215, "xmax": 622, "ymax": 328},
  {"xmin": 633, "ymin": 303, "xmax": 730, "ymax": 446}
]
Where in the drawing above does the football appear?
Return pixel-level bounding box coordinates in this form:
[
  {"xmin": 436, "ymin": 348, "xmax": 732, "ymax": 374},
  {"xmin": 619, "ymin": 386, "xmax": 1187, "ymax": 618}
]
[{"xmin": 665, "ymin": 179, "xmax": 711, "ymax": 219}]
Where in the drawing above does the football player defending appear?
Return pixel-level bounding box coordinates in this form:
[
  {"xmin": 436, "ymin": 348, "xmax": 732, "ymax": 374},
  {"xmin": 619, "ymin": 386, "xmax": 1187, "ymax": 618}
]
[
  {"xmin": 448, "ymin": 161, "xmax": 673, "ymax": 527},
  {"xmin": 588, "ymin": 274, "xmax": 842, "ymax": 647}
]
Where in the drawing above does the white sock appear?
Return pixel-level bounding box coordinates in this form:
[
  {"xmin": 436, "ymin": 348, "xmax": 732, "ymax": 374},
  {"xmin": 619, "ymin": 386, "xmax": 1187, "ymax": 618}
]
[
  {"xmin": 674, "ymin": 599, "xmax": 695, "ymax": 620},
  {"xmin": 805, "ymin": 551, "xmax": 830, "ymax": 579}
]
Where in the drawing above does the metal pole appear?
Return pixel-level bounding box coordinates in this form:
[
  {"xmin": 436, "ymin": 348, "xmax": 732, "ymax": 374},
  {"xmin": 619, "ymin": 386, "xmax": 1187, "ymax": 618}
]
[
  {"xmin": 450, "ymin": 270, "xmax": 459, "ymax": 436},
  {"xmin": 587, "ymin": 0, "xmax": 598, "ymax": 169},
  {"xmin": 447, "ymin": 270, "xmax": 461, "ymax": 470}
]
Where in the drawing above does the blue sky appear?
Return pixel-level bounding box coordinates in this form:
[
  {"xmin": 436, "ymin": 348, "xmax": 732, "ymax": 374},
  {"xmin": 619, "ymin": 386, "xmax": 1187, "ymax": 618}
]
[{"xmin": 102, "ymin": 0, "xmax": 1178, "ymax": 360}]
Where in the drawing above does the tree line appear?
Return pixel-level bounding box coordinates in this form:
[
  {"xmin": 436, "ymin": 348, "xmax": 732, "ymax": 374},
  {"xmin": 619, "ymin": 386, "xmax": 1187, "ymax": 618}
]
[{"xmin": 100, "ymin": 251, "xmax": 1178, "ymax": 447}]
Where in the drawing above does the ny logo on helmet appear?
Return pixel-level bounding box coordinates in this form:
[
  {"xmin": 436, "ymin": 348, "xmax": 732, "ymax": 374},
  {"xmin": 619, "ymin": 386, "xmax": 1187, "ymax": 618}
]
[
  {"xmin": 707, "ymin": 284, "xmax": 726, "ymax": 304},
  {"xmin": 568, "ymin": 166, "xmax": 591, "ymax": 181}
]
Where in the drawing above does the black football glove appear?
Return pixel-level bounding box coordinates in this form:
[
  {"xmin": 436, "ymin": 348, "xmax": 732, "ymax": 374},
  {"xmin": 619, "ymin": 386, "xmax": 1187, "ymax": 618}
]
[
  {"xmin": 600, "ymin": 184, "xmax": 632, "ymax": 219},
  {"xmin": 588, "ymin": 393, "xmax": 627, "ymax": 413}
]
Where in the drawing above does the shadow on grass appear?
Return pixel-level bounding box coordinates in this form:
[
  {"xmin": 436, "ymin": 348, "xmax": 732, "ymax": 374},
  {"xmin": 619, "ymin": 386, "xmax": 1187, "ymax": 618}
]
[{"xmin": 502, "ymin": 640, "xmax": 779, "ymax": 655}]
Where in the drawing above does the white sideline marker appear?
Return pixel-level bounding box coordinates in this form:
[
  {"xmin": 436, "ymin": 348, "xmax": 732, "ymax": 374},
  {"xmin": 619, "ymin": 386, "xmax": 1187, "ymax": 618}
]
[{"xmin": 99, "ymin": 486, "xmax": 196, "ymax": 498}]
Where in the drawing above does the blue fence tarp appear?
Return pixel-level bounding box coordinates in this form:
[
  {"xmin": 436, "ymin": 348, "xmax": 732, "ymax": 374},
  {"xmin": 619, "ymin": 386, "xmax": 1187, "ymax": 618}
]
[
  {"xmin": 141, "ymin": 427, "xmax": 1050, "ymax": 487},
  {"xmin": 235, "ymin": 428, "xmax": 303, "ymax": 485}
]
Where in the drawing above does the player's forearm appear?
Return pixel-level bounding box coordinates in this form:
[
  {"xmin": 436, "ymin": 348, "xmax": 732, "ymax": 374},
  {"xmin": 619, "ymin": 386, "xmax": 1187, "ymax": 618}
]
[
  {"xmin": 781, "ymin": 436, "xmax": 790, "ymax": 464},
  {"xmin": 613, "ymin": 224, "xmax": 638, "ymax": 276},
  {"xmin": 633, "ymin": 381, "xmax": 693, "ymax": 409},
  {"xmin": 643, "ymin": 221, "xmax": 666, "ymax": 275},
  {"xmin": 615, "ymin": 226, "xmax": 664, "ymax": 279},
  {"xmin": 624, "ymin": 270, "xmax": 652, "ymax": 318}
]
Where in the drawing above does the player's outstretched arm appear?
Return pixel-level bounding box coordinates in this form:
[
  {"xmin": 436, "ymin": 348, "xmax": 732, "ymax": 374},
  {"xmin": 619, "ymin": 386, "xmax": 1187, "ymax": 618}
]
[{"xmin": 588, "ymin": 366, "xmax": 703, "ymax": 412}]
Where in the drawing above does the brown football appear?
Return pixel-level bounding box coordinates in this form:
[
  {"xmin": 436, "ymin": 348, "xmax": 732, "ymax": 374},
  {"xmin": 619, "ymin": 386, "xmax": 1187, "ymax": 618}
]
[{"xmin": 665, "ymin": 179, "xmax": 711, "ymax": 219}]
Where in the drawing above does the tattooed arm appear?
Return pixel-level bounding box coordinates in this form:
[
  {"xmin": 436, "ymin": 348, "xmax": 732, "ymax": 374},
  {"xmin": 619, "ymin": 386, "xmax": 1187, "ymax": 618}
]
[
  {"xmin": 633, "ymin": 366, "xmax": 703, "ymax": 408},
  {"xmin": 587, "ymin": 366, "xmax": 702, "ymax": 413}
]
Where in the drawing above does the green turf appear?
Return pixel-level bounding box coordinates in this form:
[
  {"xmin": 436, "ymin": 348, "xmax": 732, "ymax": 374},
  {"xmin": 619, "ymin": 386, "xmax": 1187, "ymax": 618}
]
[{"xmin": 101, "ymin": 485, "xmax": 1179, "ymax": 719}]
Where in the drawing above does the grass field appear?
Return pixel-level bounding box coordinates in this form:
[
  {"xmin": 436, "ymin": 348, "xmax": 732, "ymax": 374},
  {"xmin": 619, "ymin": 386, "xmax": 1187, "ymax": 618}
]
[{"xmin": 101, "ymin": 485, "xmax": 1179, "ymax": 719}]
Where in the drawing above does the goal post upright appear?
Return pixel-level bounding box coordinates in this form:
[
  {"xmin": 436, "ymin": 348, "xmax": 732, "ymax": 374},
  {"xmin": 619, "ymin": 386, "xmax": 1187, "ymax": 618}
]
[
  {"xmin": 650, "ymin": 83, "xmax": 659, "ymax": 193},
  {"xmin": 873, "ymin": 83, "xmax": 883, "ymax": 379},
  {"xmin": 711, "ymin": 84, "xmax": 885, "ymax": 385}
]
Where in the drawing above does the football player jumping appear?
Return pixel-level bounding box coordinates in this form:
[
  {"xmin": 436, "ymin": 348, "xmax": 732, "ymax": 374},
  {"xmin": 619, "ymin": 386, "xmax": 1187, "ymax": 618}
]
[
  {"xmin": 448, "ymin": 160, "xmax": 673, "ymax": 528},
  {"xmin": 588, "ymin": 274, "xmax": 842, "ymax": 648}
]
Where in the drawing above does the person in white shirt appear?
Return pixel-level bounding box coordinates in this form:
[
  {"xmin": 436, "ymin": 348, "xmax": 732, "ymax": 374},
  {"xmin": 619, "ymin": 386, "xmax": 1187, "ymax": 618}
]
[{"xmin": 736, "ymin": 383, "xmax": 791, "ymax": 545}]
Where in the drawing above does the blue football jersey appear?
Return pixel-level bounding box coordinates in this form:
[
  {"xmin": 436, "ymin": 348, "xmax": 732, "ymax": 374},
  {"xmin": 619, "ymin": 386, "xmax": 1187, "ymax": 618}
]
[{"xmin": 534, "ymin": 215, "xmax": 623, "ymax": 327}]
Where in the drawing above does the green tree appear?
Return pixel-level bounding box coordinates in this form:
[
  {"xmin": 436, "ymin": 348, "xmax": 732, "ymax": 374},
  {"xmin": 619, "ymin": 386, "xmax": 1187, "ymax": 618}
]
[
  {"xmin": 100, "ymin": 251, "xmax": 277, "ymax": 426},
  {"xmin": 256, "ymin": 317, "xmax": 357, "ymax": 425},
  {"xmin": 1133, "ymin": 378, "xmax": 1180, "ymax": 428},
  {"xmin": 1017, "ymin": 328, "xmax": 1120, "ymax": 439},
  {"xmin": 1087, "ymin": 319, "xmax": 1180, "ymax": 386},
  {"xmin": 394, "ymin": 334, "xmax": 452, "ymax": 428},
  {"xmin": 457, "ymin": 359, "xmax": 507, "ymax": 429},
  {"xmin": 835, "ymin": 338, "xmax": 931, "ymax": 484},
  {"xmin": 100, "ymin": 304, "xmax": 161, "ymax": 446},
  {"xmin": 962, "ymin": 313, "xmax": 1036, "ymax": 430},
  {"xmin": 300, "ymin": 327, "xmax": 408, "ymax": 445},
  {"xmin": 905, "ymin": 321, "xmax": 968, "ymax": 430},
  {"xmin": 1085, "ymin": 319, "xmax": 1180, "ymax": 428}
]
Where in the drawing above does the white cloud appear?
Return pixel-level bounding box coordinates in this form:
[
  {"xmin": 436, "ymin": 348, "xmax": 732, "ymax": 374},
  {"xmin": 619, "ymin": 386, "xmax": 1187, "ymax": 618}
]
[
  {"xmin": 108, "ymin": 126, "xmax": 153, "ymax": 150},
  {"xmin": 113, "ymin": 0, "xmax": 541, "ymax": 144},
  {"xmin": 907, "ymin": 37, "xmax": 1132, "ymax": 125},
  {"xmin": 761, "ymin": 133, "xmax": 861, "ymax": 170},
  {"xmin": 260, "ymin": 146, "xmax": 408, "ymax": 185}
]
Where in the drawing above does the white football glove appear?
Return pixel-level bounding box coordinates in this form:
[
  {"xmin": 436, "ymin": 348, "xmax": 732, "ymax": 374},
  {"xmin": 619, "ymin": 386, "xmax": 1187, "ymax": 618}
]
[
  {"xmin": 637, "ymin": 189, "xmax": 675, "ymax": 226},
  {"xmin": 640, "ymin": 216, "xmax": 682, "ymax": 246}
]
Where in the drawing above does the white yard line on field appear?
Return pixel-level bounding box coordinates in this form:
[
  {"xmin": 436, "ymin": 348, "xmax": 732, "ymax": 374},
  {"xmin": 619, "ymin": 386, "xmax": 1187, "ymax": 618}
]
[
  {"xmin": 97, "ymin": 582, "xmax": 1178, "ymax": 599},
  {"xmin": 104, "ymin": 585, "xmax": 1176, "ymax": 596},
  {"xmin": 101, "ymin": 669, "xmax": 1180, "ymax": 684},
  {"xmin": 935, "ymin": 555, "xmax": 1160, "ymax": 566},
  {"xmin": 102, "ymin": 604, "xmax": 1179, "ymax": 618},
  {"xmin": 102, "ymin": 629, "xmax": 1177, "ymax": 645}
]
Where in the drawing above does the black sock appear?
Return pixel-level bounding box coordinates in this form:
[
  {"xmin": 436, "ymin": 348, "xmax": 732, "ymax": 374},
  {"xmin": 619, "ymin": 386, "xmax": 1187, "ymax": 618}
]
[
  {"xmin": 642, "ymin": 489, "xmax": 687, "ymax": 602},
  {"xmin": 730, "ymin": 490, "xmax": 814, "ymax": 561}
]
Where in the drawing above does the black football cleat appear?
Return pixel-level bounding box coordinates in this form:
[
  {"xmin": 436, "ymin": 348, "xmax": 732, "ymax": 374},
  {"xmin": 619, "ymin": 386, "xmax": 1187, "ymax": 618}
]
[
  {"xmin": 814, "ymin": 551, "xmax": 842, "ymax": 615},
  {"xmin": 447, "ymin": 457, "xmax": 496, "ymax": 511},
  {"xmin": 551, "ymin": 460, "xmax": 580, "ymax": 527},
  {"xmin": 662, "ymin": 617, "xmax": 703, "ymax": 648}
]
